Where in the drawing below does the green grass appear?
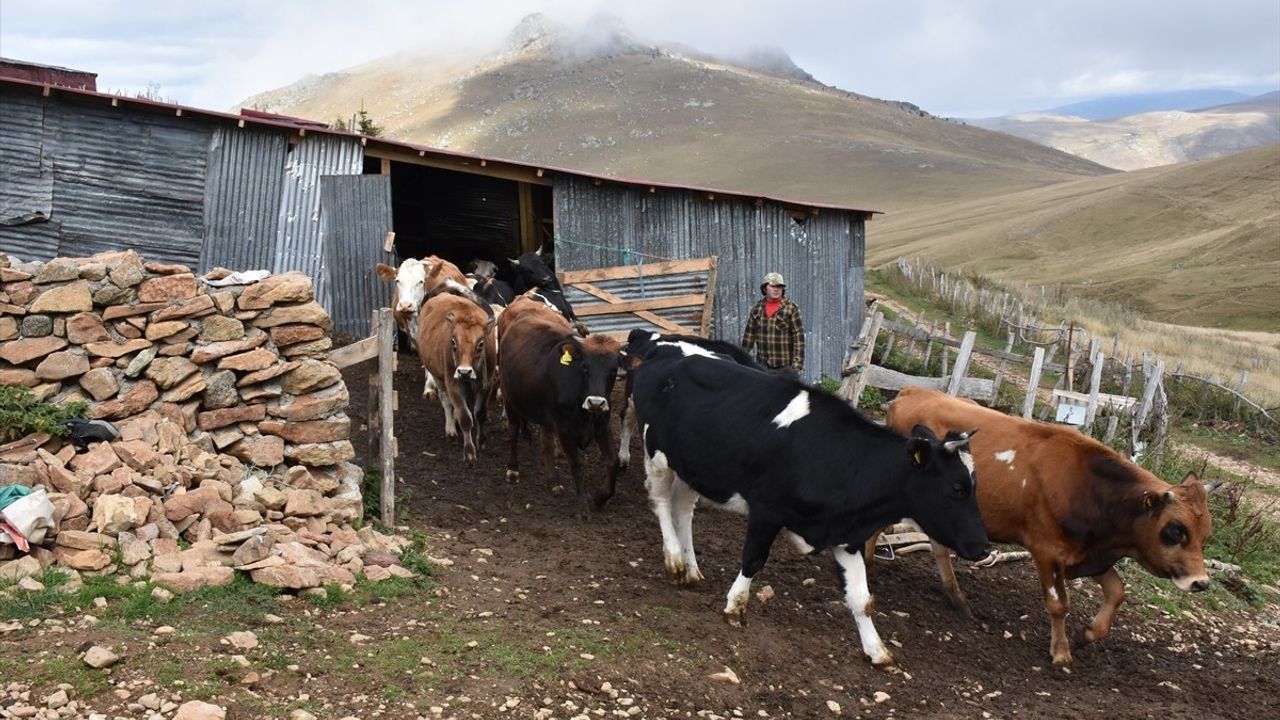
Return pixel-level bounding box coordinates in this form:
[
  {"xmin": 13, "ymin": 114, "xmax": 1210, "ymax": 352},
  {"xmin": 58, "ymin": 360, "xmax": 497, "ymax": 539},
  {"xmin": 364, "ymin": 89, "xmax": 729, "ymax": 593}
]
[{"xmin": 1172, "ymin": 422, "xmax": 1280, "ymax": 475}]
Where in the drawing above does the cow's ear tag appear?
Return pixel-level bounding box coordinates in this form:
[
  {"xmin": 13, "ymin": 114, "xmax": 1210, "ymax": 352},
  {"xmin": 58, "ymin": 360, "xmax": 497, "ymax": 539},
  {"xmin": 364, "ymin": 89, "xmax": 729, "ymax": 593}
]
[
  {"xmin": 560, "ymin": 348, "xmax": 573, "ymax": 365},
  {"xmin": 912, "ymin": 450, "xmax": 924, "ymax": 466}
]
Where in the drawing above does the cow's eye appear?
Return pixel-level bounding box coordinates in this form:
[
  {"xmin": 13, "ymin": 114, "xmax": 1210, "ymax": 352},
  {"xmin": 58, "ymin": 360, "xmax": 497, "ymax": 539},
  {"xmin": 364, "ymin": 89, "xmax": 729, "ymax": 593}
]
[
  {"xmin": 1161, "ymin": 523, "xmax": 1187, "ymax": 546},
  {"xmin": 952, "ymin": 481, "xmax": 968, "ymax": 497}
]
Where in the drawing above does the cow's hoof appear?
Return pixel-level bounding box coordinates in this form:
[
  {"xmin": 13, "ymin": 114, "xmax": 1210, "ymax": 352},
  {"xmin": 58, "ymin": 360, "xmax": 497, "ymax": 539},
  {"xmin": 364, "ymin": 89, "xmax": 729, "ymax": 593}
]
[
  {"xmin": 681, "ymin": 570, "xmax": 705, "ymax": 588},
  {"xmin": 869, "ymin": 650, "xmax": 895, "ymax": 669},
  {"xmin": 505, "ymin": 470, "xmax": 520, "ymax": 482},
  {"xmin": 617, "ymin": 454, "xmax": 630, "ymax": 470},
  {"xmin": 722, "ymin": 609, "xmax": 746, "ymax": 628},
  {"xmin": 1051, "ymin": 651, "xmax": 1073, "ymax": 666},
  {"xmin": 591, "ymin": 491, "xmax": 613, "ymax": 509}
]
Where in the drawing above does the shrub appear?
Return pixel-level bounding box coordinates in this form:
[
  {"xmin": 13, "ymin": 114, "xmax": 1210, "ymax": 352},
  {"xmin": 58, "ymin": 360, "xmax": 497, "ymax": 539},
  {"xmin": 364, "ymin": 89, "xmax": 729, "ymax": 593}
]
[{"xmin": 0, "ymin": 386, "xmax": 86, "ymax": 443}]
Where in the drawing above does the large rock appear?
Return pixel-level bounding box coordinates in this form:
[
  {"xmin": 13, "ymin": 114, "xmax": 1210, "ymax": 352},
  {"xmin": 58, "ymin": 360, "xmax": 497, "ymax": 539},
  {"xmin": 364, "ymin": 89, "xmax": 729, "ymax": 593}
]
[
  {"xmin": 21, "ymin": 314, "xmax": 52, "ymax": 337},
  {"xmin": 197, "ymin": 403, "xmax": 266, "ymax": 431},
  {"xmin": 93, "ymin": 495, "xmax": 150, "ymax": 534},
  {"xmin": 285, "ymin": 441, "xmax": 354, "ymax": 466},
  {"xmin": 33, "ymin": 260, "xmax": 80, "ymax": 284},
  {"xmin": 151, "ymin": 294, "xmax": 215, "ymax": 322},
  {"xmin": 249, "ymin": 565, "xmax": 322, "ymax": 589},
  {"xmin": 84, "ymin": 338, "xmax": 153, "ymax": 359},
  {"xmin": 260, "ymin": 418, "xmax": 349, "ymax": 444},
  {"xmin": 284, "ymin": 489, "xmax": 324, "ymax": 516},
  {"xmin": 66, "ymin": 312, "xmax": 110, "ymax": 344},
  {"xmin": 198, "ymin": 315, "xmax": 244, "ymax": 342},
  {"xmin": 227, "ymin": 435, "xmax": 285, "ymax": 468},
  {"xmin": 161, "ymin": 373, "xmax": 207, "ymax": 402},
  {"xmin": 144, "ymin": 356, "xmax": 199, "ymax": 389},
  {"xmin": 137, "ymin": 273, "xmax": 197, "ymax": 303},
  {"xmin": 252, "ymin": 301, "xmax": 332, "ymax": 330},
  {"xmin": 285, "ymin": 465, "xmax": 342, "ymax": 493},
  {"xmin": 144, "ymin": 320, "xmax": 189, "ymax": 341},
  {"xmin": 0, "ymin": 336, "xmax": 67, "ymax": 365},
  {"xmin": 152, "ymin": 567, "xmax": 234, "ymax": 594},
  {"xmin": 281, "ymin": 359, "xmax": 342, "ymax": 395},
  {"xmin": 280, "ymin": 338, "xmax": 333, "ymax": 358},
  {"xmin": 63, "ymin": 548, "xmax": 112, "ymax": 571},
  {"xmin": 34, "ymin": 350, "xmax": 89, "ymax": 381},
  {"xmin": 54, "ymin": 529, "xmax": 117, "ymax": 550},
  {"xmin": 190, "ymin": 333, "xmax": 268, "ymax": 364},
  {"xmin": 123, "ymin": 346, "xmax": 159, "ymax": 379},
  {"xmin": 237, "ymin": 272, "xmax": 313, "ymax": 310},
  {"xmin": 88, "ymin": 380, "xmax": 158, "ymax": 420},
  {"xmin": 0, "ymin": 368, "xmax": 39, "ymax": 387},
  {"xmin": 270, "ymin": 324, "xmax": 325, "ymax": 346},
  {"xmin": 164, "ymin": 485, "xmax": 224, "ymax": 523},
  {"xmin": 113, "ymin": 440, "xmax": 160, "ymax": 472},
  {"xmin": 0, "ymin": 316, "xmax": 17, "ymax": 341},
  {"xmin": 201, "ymin": 370, "xmax": 239, "ymax": 409},
  {"xmin": 217, "ymin": 347, "xmax": 276, "ymax": 372},
  {"xmin": 78, "ymin": 367, "xmax": 120, "ymax": 400},
  {"xmin": 29, "ymin": 281, "xmax": 93, "ymax": 314},
  {"xmin": 68, "ymin": 441, "xmax": 121, "ymax": 477},
  {"xmin": 93, "ymin": 284, "xmax": 137, "ymax": 307},
  {"xmin": 270, "ymin": 385, "xmax": 349, "ymax": 422},
  {"xmin": 101, "ymin": 301, "xmax": 165, "ymax": 320},
  {"xmin": 108, "ymin": 251, "xmax": 147, "ymax": 288}
]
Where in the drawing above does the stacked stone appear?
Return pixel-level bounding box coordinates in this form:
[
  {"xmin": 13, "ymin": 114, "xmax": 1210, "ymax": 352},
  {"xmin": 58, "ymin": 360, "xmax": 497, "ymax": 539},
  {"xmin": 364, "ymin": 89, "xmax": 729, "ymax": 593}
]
[{"xmin": 0, "ymin": 250, "xmax": 411, "ymax": 591}]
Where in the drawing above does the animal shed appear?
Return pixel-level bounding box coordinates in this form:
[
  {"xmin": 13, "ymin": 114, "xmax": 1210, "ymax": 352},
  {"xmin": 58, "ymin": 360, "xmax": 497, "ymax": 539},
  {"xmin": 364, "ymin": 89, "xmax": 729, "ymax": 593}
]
[{"xmin": 0, "ymin": 73, "xmax": 876, "ymax": 379}]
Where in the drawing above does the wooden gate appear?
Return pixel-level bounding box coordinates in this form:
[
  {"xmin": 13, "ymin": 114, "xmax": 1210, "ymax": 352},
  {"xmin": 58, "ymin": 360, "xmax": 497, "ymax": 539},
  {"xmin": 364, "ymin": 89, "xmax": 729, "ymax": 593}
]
[{"xmin": 558, "ymin": 256, "xmax": 718, "ymax": 340}]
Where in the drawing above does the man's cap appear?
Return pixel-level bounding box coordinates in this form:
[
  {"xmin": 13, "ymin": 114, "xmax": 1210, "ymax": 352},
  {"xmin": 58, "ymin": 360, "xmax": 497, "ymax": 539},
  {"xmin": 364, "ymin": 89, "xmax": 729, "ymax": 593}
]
[{"xmin": 762, "ymin": 272, "xmax": 785, "ymax": 287}]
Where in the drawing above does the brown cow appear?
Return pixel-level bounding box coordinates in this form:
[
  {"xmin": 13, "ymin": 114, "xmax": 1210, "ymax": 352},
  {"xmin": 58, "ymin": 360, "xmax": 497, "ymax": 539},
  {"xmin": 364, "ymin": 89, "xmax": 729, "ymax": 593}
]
[
  {"xmin": 374, "ymin": 256, "xmax": 469, "ymax": 353},
  {"xmin": 877, "ymin": 386, "xmax": 1215, "ymax": 665},
  {"xmin": 416, "ymin": 292, "xmax": 496, "ymax": 463},
  {"xmin": 498, "ymin": 302, "xmax": 622, "ymax": 518}
]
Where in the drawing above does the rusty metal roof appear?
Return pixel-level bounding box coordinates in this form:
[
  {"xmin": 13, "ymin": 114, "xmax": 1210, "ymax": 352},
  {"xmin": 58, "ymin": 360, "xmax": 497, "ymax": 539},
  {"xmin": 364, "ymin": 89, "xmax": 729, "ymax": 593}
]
[{"xmin": 0, "ymin": 76, "xmax": 882, "ymax": 216}]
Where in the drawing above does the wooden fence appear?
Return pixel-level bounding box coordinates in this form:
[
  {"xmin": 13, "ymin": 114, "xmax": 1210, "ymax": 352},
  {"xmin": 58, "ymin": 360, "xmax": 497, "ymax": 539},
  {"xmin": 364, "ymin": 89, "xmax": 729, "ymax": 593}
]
[{"xmin": 559, "ymin": 257, "xmax": 718, "ymax": 340}]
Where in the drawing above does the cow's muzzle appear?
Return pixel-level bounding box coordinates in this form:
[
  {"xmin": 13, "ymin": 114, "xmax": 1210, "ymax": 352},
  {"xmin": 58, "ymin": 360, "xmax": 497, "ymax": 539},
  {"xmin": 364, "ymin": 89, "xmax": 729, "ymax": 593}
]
[
  {"xmin": 1174, "ymin": 574, "xmax": 1210, "ymax": 593},
  {"xmin": 454, "ymin": 366, "xmax": 475, "ymax": 380},
  {"xmin": 582, "ymin": 395, "xmax": 609, "ymax": 413}
]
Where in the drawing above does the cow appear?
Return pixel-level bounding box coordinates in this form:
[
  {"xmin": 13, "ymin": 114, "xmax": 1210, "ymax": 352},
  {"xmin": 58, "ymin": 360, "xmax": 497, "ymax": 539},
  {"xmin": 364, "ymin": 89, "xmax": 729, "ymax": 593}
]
[
  {"xmin": 375, "ymin": 255, "xmax": 470, "ymax": 353},
  {"xmin": 467, "ymin": 274, "xmax": 517, "ymax": 309},
  {"xmin": 629, "ymin": 353, "xmax": 991, "ymax": 666},
  {"xmin": 415, "ymin": 292, "xmax": 497, "ymax": 463},
  {"xmin": 877, "ymin": 386, "xmax": 1216, "ymax": 665},
  {"xmin": 498, "ymin": 301, "xmax": 623, "ymax": 518},
  {"xmin": 508, "ymin": 249, "xmax": 579, "ymax": 325},
  {"xmin": 615, "ymin": 329, "xmax": 770, "ymax": 468}
]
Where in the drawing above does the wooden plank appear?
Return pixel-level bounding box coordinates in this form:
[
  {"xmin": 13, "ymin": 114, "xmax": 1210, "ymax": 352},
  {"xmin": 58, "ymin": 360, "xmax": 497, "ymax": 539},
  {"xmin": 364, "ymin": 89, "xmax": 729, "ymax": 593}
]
[
  {"xmin": 574, "ymin": 294, "xmax": 706, "ymax": 316},
  {"xmin": 866, "ymin": 364, "xmax": 995, "ymax": 401},
  {"xmin": 699, "ymin": 255, "xmax": 718, "ymax": 338},
  {"xmin": 880, "ymin": 319, "xmax": 1066, "ymax": 371},
  {"xmin": 946, "ymin": 331, "xmax": 977, "ymax": 396},
  {"xmin": 518, "ymin": 182, "xmax": 535, "ymax": 254},
  {"xmin": 1083, "ymin": 350, "xmax": 1106, "ymax": 428},
  {"xmin": 849, "ymin": 312, "xmax": 884, "ymax": 406},
  {"xmin": 328, "ymin": 335, "xmax": 378, "ymax": 369},
  {"xmin": 560, "ymin": 257, "xmax": 713, "ymax": 284},
  {"xmin": 377, "ymin": 308, "xmax": 397, "ymax": 527},
  {"xmin": 1023, "ymin": 346, "xmax": 1045, "ymax": 419},
  {"xmin": 571, "ymin": 281, "xmax": 691, "ymax": 334}
]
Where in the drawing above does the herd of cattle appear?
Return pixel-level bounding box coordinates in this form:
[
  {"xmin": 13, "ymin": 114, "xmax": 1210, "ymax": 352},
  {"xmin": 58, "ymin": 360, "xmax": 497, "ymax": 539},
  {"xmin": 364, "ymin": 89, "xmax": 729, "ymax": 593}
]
[{"xmin": 374, "ymin": 254, "xmax": 1217, "ymax": 668}]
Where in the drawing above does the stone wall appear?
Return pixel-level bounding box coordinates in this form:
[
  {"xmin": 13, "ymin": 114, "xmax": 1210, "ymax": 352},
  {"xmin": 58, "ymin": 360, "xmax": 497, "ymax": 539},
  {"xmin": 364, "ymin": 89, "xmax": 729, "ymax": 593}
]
[{"xmin": 0, "ymin": 251, "xmax": 411, "ymax": 591}]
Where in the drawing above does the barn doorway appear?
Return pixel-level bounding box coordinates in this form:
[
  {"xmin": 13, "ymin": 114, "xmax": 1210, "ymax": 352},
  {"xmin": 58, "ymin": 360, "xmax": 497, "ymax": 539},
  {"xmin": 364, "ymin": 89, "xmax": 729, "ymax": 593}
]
[{"xmin": 383, "ymin": 161, "xmax": 554, "ymax": 276}]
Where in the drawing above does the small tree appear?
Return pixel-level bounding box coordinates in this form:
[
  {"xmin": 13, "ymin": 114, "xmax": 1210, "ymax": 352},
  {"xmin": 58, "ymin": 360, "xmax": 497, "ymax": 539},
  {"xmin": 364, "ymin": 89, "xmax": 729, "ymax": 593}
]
[
  {"xmin": 332, "ymin": 116, "xmax": 349, "ymax": 131},
  {"xmin": 356, "ymin": 108, "xmax": 382, "ymax": 137}
]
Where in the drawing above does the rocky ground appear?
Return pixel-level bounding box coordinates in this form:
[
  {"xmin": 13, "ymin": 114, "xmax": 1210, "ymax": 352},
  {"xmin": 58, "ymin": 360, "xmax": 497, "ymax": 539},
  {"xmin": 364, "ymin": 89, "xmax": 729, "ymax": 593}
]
[{"xmin": 2, "ymin": 351, "xmax": 1278, "ymax": 720}]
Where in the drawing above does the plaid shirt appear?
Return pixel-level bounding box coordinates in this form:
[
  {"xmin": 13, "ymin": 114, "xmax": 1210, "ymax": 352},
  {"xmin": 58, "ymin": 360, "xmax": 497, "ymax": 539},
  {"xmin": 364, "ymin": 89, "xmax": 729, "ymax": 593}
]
[{"xmin": 741, "ymin": 297, "xmax": 805, "ymax": 371}]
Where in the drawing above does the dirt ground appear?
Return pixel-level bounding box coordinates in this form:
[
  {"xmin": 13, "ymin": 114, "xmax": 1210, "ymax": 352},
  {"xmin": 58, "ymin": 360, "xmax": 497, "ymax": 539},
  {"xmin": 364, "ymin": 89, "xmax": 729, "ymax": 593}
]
[{"xmin": 338, "ymin": 350, "xmax": 1280, "ymax": 719}]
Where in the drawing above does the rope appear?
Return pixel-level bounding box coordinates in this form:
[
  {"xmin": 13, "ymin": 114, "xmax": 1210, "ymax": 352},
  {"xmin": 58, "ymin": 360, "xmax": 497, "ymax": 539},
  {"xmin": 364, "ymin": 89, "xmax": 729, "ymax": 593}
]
[{"xmin": 554, "ymin": 237, "xmax": 680, "ymax": 262}]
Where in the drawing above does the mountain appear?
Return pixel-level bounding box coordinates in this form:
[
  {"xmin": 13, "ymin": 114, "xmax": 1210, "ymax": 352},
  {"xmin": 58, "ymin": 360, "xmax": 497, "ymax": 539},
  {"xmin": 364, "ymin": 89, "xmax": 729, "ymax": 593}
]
[
  {"xmin": 238, "ymin": 14, "xmax": 1108, "ymax": 215},
  {"xmin": 972, "ymin": 91, "xmax": 1280, "ymax": 171},
  {"xmin": 869, "ymin": 142, "xmax": 1280, "ymax": 330},
  {"xmin": 1045, "ymin": 89, "xmax": 1254, "ymax": 121}
]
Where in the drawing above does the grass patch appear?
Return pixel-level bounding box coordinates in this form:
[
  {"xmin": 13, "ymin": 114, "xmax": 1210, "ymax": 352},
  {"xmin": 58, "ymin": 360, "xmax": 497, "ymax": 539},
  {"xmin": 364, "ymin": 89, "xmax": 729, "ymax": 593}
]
[{"xmin": 1172, "ymin": 422, "xmax": 1280, "ymax": 474}]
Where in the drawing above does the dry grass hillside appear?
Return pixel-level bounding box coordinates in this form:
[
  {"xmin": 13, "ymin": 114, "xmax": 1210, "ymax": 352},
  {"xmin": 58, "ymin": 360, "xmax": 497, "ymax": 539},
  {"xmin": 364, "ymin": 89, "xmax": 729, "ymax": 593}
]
[
  {"xmin": 870, "ymin": 142, "xmax": 1280, "ymax": 331},
  {"xmin": 238, "ymin": 16, "xmax": 1107, "ymax": 214},
  {"xmin": 973, "ymin": 92, "xmax": 1280, "ymax": 171}
]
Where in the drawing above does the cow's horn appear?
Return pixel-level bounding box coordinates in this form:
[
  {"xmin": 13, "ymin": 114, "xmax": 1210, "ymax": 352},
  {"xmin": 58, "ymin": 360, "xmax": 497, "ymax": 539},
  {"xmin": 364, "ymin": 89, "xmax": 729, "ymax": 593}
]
[{"xmin": 1163, "ymin": 490, "xmax": 1176, "ymax": 505}]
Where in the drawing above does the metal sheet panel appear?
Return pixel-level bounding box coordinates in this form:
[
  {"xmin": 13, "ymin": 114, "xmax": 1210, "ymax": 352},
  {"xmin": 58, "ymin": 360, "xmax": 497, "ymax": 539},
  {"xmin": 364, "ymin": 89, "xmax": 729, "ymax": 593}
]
[
  {"xmin": 320, "ymin": 174, "xmax": 393, "ymax": 337},
  {"xmin": 45, "ymin": 96, "xmax": 211, "ymax": 266},
  {"xmin": 201, "ymin": 125, "xmax": 288, "ymax": 273},
  {"xmin": 274, "ymin": 135, "xmax": 363, "ymax": 314},
  {"xmin": 554, "ymin": 176, "xmax": 866, "ymax": 382},
  {"xmin": 0, "ymin": 93, "xmax": 59, "ymax": 260}
]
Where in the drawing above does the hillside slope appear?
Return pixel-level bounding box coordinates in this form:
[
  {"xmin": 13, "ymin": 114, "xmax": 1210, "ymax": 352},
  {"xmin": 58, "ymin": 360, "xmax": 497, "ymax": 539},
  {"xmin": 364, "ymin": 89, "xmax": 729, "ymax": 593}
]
[
  {"xmin": 869, "ymin": 142, "xmax": 1280, "ymax": 330},
  {"xmin": 974, "ymin": 92, "xmax": 1280, "ymax": 171},
  {"xmin": 238, "ymin": 15, "xmax": 1108, "ymax": 213}
]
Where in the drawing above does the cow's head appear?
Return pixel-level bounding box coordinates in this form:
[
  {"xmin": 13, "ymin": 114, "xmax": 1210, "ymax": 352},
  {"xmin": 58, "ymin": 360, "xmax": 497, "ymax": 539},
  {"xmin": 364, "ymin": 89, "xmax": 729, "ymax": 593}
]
[
  {"xmin": 903, "ymin": 425, "xmax": 991, "ymax": 563},
  {"xmin": 552, "ymin": 334, "xmax": 621, "ymax": 414},
  {"xmin": 443, "ymin": 306, "xmax": 495, "ymax": 382},
  {"xmin": 1132, "ymin": 472, "xmax": 1215, "ymax": 592},
  {"xmin": 510, "ymin": 251, "xmax": 559, "ymax": 293},
  {"xmin": 375, "ymin": 258, "xmax": 429, "ymax": 315}
]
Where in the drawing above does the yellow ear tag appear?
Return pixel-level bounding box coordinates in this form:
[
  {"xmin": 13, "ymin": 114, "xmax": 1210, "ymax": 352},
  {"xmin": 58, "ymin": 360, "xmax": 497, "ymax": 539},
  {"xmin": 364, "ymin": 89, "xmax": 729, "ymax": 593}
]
[
  {"xmin": 560, "ymin": 348, "xmax": 573, "ymax": 365},
  {"xmin": 913, "ymin": 450, "xmax": 924, "ymax": 466}
]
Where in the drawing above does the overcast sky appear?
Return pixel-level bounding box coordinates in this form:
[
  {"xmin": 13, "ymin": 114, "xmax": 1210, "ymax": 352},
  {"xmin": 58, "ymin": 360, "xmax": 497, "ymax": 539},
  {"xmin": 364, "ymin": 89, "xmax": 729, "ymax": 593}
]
[{"xmin": 2, "ymin": 0, "xmax": 1277, "ymax": 118}]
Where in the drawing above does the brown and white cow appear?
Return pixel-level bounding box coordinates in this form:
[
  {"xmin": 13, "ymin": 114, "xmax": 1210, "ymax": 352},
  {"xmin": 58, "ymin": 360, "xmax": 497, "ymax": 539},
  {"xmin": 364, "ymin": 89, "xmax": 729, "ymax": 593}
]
[
  {"xmin": 374, "ymin": 256, "xmax": 470, "ymax": 352},
  {"xmin": 498, "ymin": 301, "xmax": 622, "ymax": 518},
  {"xmin": 876, "ymin": 386, "xmax": 1215, "ymax": 665},
  {"xmin": 416, "ymin": 292, "xmax": 497, "ymax": 463}
]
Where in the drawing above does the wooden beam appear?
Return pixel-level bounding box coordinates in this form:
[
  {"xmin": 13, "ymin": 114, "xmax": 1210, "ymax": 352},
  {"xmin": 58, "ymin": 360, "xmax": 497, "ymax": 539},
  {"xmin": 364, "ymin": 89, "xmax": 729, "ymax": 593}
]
[
  {"xmin": 574, "ymin": 294, "xmax": 706, "ymax": 317},
  {"xmin": 699, "ymin": 255, "xmax": 718, "ymax": 338},
  {"xmin": 560, "ymin": 257, "xmax": 713, "ymax": 284},
  {"xmin": 380, "ymin": 158, "xmax": 391, "ymax": 175},
  {"xmin": 518, "ymin": 182, "xmax": 535, "ymax": 254},
  {"xmin": 1023, "ymin": 346, "xmax": 1045, "ymax": 418},
  {"xmin": 571, "ymin": 282, "xmax": 689, "ymax": 334},
  {"xmin": 328, "ymin": 335, "xmax": 378, "ymax": 369},
  {"xmin": 367, "ymin": 145, "xmax": 552, "ymax": 186},
  {"xmin": 377, "ymin": 309, "xmax": 396, "ymax": 527}
]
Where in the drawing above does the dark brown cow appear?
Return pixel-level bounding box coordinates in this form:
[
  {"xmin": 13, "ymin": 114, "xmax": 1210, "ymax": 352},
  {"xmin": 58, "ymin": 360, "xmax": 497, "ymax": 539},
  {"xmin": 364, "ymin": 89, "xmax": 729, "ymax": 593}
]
[
  {"xmin": 416, "ymin": 292, "xmax": 496, "ymax": 463},
  {"xmin": 498, "ymin": 302, "xmax": 622, "ymax": 518},
  {"xmin": 877, "ymin": 386, "xmax": 1215, "ymax": 665}
]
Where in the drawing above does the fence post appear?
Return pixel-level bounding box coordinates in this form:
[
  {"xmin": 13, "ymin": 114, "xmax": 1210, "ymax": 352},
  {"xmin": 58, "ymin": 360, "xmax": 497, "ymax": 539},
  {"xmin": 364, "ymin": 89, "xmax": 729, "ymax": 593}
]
[
  {"xmin": 947, "ymin": 331, "xmax": 977, "ymax": 396},
  {"xmin": 843, "ymin": 311, "xmax": 884, "ymax": 407},
  {"xmin": 904, "ymin": 311, "xmax": 923, "ymax": 359},
  {"xmin": 1083, "ymin": 346, "xmax": 1105, "ymax": 430},
  {"xmin": 1153, "ymin": 378, "xmax": 1170, "ymax": 469},
  {"xmin": 367, "ymin": 310, "xmax": 382, "ymax": 473},
  {"xmin": 1233, "ymin": 370, "xmax": 1249, "ymax": 416},
  {"xmin": 377, "ymin": 308, "xmax": 397, "ymax": 527},
  {"xmin": 1023, "ymin": 346, "xmax": 1045, "ymax": 419},
  {"xmin": 881, "ymin": 330, "xmax": 896, "ymax": 365},
  {"xmin": 922, "ymin": 321, "xmax": 938, "ymax": 371},
  {"xmin": 940, "ymin": 322, "xmax": 951, "ymax": 377}
]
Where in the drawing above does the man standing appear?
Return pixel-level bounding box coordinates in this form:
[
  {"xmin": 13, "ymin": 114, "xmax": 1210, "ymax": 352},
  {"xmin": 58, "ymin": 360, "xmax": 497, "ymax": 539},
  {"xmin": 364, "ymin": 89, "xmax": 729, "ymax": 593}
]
[{"xmin": 741, "ymin": 271, "xmax": 805, "ymax": 374}]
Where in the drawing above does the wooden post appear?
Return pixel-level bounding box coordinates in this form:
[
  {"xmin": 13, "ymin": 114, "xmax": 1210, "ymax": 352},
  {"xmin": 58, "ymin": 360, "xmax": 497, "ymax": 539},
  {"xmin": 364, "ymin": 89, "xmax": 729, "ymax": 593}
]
[
  {"xmin": 377, "ymin": 308, "xmax": 397, "ymax": 527},
  {"xmin": 1103, "ymin": 416, "xmax": 1120, "ymax": 444},
  {"xmin": 1232, "ymin": 370, "xmax": 1249, "ymax": 416},
  {"xmin": 1083, "ymin": 346, "xmax": 1105, "ymax": 430},
  {"xmin": 940, "ymin": 322, "xmax": 951, "ymax": 377},
  {"xmin": 904, "ymin": 311, "xmax": 923, "ymax": 359},
  {"xmin": 366, "ymin": 310, "xmax": 382, "ymax": 474},
  {"xmin": 1153, "ymin": 379, "xmax": 1170, "ymax": 469},
  {"xmin": 922, "ymin": 321, "xmax": 938, "ymax": 371},
  {"xmin": 846, "ymin": 311, "xmax": 884, "ymax": 407},
  {"xmin": 1023, "ymin": 346, "xmax": 1045, "ymax": 419},
  {"xmin": 1064, "ymin": 323, "xmax": 1076, "ymax": 392},
  {"xmin": 881, "ymin": 330, "xmax": 896, "ymax": 365},
  {"xmin": 1120, "ymin": 355, "xmax": 1134, "ymax": 396},
  {"xmin": 947, "ymin": 331, "xmax": 977, "ymax": 396}
]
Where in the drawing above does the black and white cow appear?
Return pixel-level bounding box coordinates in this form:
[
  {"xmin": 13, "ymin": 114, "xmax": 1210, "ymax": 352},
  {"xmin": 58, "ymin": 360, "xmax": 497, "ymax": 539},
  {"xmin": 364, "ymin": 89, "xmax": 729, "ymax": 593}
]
[
  {"xmin": 509, "ymin": 250, "xmax": 578, "ymax": 324},
  {"xmin": 616, "ymin": 330, "xmax": 769, "ymax": 468},
  {"xmin": 629, "ymin": 354, "xmax": 991, "ymax": 666}
]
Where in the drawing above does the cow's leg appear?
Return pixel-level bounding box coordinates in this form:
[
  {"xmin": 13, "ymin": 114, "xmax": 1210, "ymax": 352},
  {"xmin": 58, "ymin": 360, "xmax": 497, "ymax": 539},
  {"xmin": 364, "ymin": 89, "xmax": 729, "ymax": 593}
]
[
  {"xmin": 450, "ymin": 383, "xmax": 476, "ymax": 463},
  {"xmin": 861, "ymin": 530, "xmax": 882, "ymax": 579},
  {"xmin": 562, "ymin": 438, "xmax": 590, "ymax": 520},
  {"xmin": 723, "ymin": 518, "xmax": 779, "ymax": 626},
  {"xmin": 423, "ymin": 370, "xmax": 438, "ymax": 401},
  {"xmin": 643, "ymin": 449, "xmax": 687, "ymax": 584},
  {"xmin": 617, "ymin": 397, "xmax": 636, "ymax": 469},
  {"xmin": 671, "ymin": 475, "xmax": 704, "ymax": 586},
  {"xmin": 505, "ymin": 418, "xmax": 522, "ymax": 482},
  {"xmin": 834, "ymin": 545, "xmax": 894, "ymax": 667},
  {"xmin": 1034, "ymin": 555, "xmax": 1073, "ymax": 664},
  {"xmin": 1082, "ymin": 568, "xmax": 1126, "ymax": 645},
  {"xmin": 929, "ymin": 540, "xmax": 973, "ymax": 618},
  {"xmin": 591, "ymin": 415, "xmax": 619, "ymax": 509}
]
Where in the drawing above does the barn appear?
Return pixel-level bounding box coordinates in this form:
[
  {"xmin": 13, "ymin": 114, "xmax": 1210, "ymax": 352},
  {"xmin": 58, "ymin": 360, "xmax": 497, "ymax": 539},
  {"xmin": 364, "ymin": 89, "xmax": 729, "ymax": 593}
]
[{"xmin": 0, "ymin": 63, "xmax": 877, "ymax": 382}]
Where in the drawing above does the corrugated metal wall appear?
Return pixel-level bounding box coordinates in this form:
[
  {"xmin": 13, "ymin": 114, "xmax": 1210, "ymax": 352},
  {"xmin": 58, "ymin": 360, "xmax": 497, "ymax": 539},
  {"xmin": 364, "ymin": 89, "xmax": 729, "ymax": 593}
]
[
  {"xmin": 553, "ymin": 176, "xmax": 866, "ymax": 382},
  {"xmin": 0, "ymin": 90, "xmax": 210, "ymax": 266},
  {"xmin": 0, "ymin": 93, "xmax": 59, "ymax": 258},
  {"xmin": 320, "ymin": 175, "xmax": 393, "ymax": 336},
  {"xmin": 200, "ymin": 126, "xmax": 288, "ymax": 273},
  {"xmin": 273, "ymin": 134, "xmax": 364, "ymax": 314}
]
